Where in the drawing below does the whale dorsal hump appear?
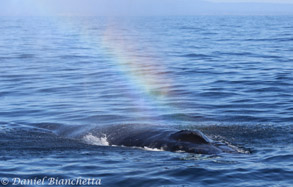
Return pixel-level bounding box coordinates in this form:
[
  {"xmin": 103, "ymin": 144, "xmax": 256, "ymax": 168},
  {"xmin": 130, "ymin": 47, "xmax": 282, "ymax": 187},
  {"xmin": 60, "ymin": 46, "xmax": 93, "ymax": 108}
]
[{"xmin": 170, "ymin": 130, "xmax": 212, "ymax": 144}]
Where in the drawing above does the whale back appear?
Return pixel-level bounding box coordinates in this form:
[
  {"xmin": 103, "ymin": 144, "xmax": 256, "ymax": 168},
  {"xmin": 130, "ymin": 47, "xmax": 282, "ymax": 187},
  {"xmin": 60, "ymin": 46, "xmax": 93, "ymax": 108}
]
[{"xmin": 88, "ymin": 125, "xmax": 237, "ymax": 154}]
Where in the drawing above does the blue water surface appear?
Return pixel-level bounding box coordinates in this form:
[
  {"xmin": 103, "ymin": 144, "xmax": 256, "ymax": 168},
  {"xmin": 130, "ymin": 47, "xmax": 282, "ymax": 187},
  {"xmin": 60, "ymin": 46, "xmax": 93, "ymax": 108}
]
[{"xmin": 0, "ymin": 16, "xmax": 293, "ymax": 186}]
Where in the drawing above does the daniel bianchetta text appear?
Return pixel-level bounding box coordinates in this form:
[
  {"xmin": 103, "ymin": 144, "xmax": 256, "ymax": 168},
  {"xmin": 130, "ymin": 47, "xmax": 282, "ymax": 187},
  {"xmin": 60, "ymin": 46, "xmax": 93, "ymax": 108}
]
[{"xmin": 0, "ymin": 177, "xmax": 102, "ymax": 186}]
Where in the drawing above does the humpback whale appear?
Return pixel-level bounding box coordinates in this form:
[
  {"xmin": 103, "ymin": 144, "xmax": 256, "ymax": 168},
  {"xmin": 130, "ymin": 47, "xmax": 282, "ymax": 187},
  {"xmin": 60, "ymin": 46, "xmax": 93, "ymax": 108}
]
[{"xmin": 83, "ymin": 124, "xmax": 238, "ymax": 154}]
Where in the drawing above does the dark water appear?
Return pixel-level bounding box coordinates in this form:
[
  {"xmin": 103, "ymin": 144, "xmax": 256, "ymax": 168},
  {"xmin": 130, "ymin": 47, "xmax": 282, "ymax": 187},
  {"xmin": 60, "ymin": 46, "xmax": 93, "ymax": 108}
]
[{"xmin": 1, "ymin": 16, "xmax": 293, "ymax": 186}]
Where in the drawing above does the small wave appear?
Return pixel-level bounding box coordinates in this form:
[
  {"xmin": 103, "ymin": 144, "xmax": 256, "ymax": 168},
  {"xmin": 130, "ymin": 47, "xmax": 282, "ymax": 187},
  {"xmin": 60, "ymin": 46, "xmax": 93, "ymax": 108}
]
[
  {"xmin": 216, "ymin": 137, "xmax": 251, "ymax": 154},
  {"xmin": 213, "ymin": 51, "xmax": 256, "ymax": 56},
  {"xmin": 142, "ymin": 146, "xmax": 164, "ymax": 152},
  {"xmin": 121, "ymin": 145, "xmax": 166, "ymax": 152},
  {"xmin": 83, "ymin": 133, "xmax": 109, "ymax": 146},
  {"xmin": 264, "ymin": 154, "xmax": 293, "ymax": 163},
  {"xmin": 180, "ymin": 53, "xmax": 211, "ymax": 58},
  {"xmin": 244, "ymin": 38, "xmax": 293, "ymax": 42},
  {"xmin": 178, "ymin": 26, "xmax": 202, "ymax": 31},
  {"xmin": 18, "ymin": 54, "xmax": 35, "ymax": 59}
]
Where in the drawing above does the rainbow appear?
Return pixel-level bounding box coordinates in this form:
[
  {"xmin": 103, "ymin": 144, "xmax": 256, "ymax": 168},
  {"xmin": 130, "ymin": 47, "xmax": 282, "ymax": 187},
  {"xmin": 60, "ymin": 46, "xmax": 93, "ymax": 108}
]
[
  {"xmin": 14, "ymin": 0, "xmax": 177, "ymax": 118},
  {"xmin": 99, "ymin": 21, "xmax": 174, "ymax": 117}
]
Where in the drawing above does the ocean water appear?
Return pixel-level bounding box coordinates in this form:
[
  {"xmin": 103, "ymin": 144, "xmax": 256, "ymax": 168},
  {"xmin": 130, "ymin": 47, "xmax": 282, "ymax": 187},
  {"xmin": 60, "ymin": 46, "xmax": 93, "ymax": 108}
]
[{"xmin": 0, "ymin": 16, "xmax": 293, "ymax": 186}]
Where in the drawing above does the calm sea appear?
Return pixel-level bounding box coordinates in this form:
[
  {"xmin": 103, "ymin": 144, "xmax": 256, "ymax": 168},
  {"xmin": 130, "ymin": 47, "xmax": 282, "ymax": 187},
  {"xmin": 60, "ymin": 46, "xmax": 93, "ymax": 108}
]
[{"xmin": 0, "ymin": 16, "xmax": 293, "ymax": 186}]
